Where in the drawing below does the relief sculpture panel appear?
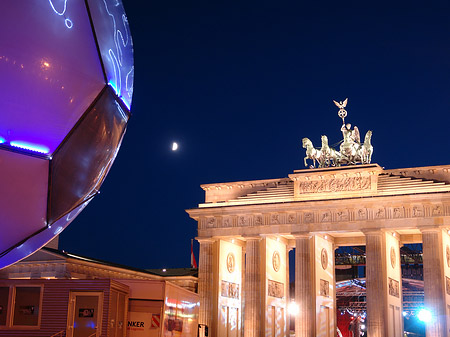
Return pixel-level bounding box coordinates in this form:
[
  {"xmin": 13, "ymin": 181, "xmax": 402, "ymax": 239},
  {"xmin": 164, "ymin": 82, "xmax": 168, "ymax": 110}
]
[
  {"xmin": 221, "ymin": 280, "xmax": 240, "ymax": 299},
  {"xmin": 268, "ymin": 279, "xmax": 284, "ymax": 298},
  {"xmin": 298, "ymin": 176, "xmax": 371, "ymax": 194}
]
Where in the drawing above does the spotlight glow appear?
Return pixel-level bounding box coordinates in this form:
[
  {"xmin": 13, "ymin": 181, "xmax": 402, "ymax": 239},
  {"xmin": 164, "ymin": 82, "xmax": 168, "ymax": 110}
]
[
  {"xmin": 417, "ymin": 309, "xmax": 432, "ymax": 323},
  {"xmin": 172, "ymin": 142, "xmax": 178, "ymax": 151},
  {"xmin": 288, "ymin": 302, "xmax": 299, "ymax": 316}
]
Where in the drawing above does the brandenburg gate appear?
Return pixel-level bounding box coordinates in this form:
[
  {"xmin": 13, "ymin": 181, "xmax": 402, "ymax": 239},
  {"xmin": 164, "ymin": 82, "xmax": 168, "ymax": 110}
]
[{"xmin": 187, "ymin": 102, "xmax": 450, "ymax": 337}]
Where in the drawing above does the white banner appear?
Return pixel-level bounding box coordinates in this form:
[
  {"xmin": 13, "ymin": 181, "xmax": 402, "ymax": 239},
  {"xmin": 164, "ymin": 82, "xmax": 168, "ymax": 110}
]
[{"xmin": 127, "ymin": 311, "xmax": 160, "ymax": 337}]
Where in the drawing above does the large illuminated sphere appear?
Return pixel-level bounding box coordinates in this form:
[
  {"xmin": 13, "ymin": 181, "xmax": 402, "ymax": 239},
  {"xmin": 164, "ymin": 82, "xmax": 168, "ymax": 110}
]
[{"xmin": 0, "ymin": 1, "xmax": 134, "ymax": 269}]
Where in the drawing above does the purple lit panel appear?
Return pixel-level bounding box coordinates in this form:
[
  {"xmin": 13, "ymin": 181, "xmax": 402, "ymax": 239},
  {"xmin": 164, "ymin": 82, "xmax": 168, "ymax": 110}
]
[
  {"xmin": 0, "ymin": 1, "xmax": 105, "ymax": 154},
  {"xmin": 87, "ymin": 0, "xmax": 134, "ymax": 109},
  {"xmin": 49, "ymin": 88, "xmax": 129, "ymax": 224},
  {"xmin": 0, "ymin": 200, "xmax": 91, "ymax": 269},
  {"xmin": 0, "ymin": 150, "xmax": 48, "ymax": 258}
]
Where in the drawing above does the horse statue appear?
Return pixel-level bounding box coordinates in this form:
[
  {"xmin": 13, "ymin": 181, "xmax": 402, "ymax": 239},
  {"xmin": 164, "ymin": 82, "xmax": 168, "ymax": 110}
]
[
  {"xmin": 320, "ymin": 135, "xmax": 341, "ymax": 167},
  {"xmin": 358, "ymin": 130, "xmax": 373, "ymax": 164},
  {"xmin": 302, "ymin": 138, "xmax": 321, "ymax": 168}
]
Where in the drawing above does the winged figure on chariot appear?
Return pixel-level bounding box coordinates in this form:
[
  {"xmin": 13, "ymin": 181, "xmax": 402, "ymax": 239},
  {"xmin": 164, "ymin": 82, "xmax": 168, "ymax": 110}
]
[{"xmin": 302, "ymin": 98, "xmax": 373, "ymax": 168}]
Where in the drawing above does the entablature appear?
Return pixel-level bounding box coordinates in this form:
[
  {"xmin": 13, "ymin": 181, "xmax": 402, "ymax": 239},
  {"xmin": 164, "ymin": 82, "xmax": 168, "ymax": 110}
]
[{"xmin": 188, "ymin": 193, "xmax": 450, "ymax": 238}]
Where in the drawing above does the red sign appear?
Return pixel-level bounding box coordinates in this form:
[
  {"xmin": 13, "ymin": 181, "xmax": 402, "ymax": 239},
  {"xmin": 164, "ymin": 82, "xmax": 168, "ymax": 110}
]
[{"xmin": 151, "ymin": 314, "xmax": 160, "ymax": 328}]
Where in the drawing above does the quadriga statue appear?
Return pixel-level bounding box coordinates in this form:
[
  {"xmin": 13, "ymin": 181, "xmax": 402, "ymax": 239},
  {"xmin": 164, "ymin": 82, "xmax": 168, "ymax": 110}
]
[{"xmin": 302, "ymin": 98, "xmax": 373, "ymax": 168}]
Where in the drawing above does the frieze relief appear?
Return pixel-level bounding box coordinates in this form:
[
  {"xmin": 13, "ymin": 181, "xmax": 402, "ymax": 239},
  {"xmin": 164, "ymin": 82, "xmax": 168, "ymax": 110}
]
[
  {"xmin": 320, "ymin": 211, "xmax": 331, "ymax": 223},
  {"xmin": 238, "ymin": 216, "xmax": 248, "ymax": 226},
  {"xmin": 357, "ymin": 208, "xmax": 368, "ymax": 220},
  {"xmin": 198, "ymin": 203, "xmax": 450, "ymax": 229},
  {"xmin": 412, "ymin": 206, "xmax": 424, "ymax": 217},
  {"xmin": 392, "ymin": 207, "xmax": 404, "ymax": 219},
  {"xmin": 298, "ymin": 176, "xmax": 371, "ymax": 194},
  {"xmin": 204, "ymin": 217, "xmax": 216, "ymax": 228},
  {"xmin": 432, "ymin": 205, "xmax": 443, "ymax": 216},
  {"xmin": 304, "ymin": 212, "xmax": 315, "ymax": 223},
  {"xmin": 271, "ymin": 214, "xmax": 280, "ymax": 224},
  {"xmin": 375, "ymin": 207, "xmax": 386, "ymax": 219},
  {"xmin": 254, "ymin": 215, "xmax": 263, "ymax": 226},
  {"xmin": 287, "ymin": 213, "xmax": 297, "ymax": 223},
  {"xmin": 336, "ymin": 210, "xmax": 349, "ymax": 221}
]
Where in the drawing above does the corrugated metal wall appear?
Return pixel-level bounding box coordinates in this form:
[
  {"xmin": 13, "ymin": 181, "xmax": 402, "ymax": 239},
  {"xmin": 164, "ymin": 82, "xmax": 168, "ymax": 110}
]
[{"xmin": 0, "ymin": 279, "xmax": 115, "ymax": 337}]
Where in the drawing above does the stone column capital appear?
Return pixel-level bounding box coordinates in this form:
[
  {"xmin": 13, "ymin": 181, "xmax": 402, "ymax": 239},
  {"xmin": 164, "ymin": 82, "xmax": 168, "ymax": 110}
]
[
  {"xmin": 419, "ymin": 226, "xmax": 444, "ymax": 234},
  {"xmin": 292, "ymin": 231, "xmax": 312, "ymax": 239},
  {"xmin": 361, "ymin": 228, "xmax": 385, "ymax": 236},
  {"xmin": 196, "ymin": 236, "xmax": 216, "ymax": 244},
  {"xmin": 242, "ymin": 235, "xmax": 262, "ymax": 241}
]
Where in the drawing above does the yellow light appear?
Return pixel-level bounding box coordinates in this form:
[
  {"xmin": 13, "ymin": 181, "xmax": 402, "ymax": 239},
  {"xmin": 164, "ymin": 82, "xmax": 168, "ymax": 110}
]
[{"xmin": 40, "ymin": 59, "xmax": 51, "ymax": 70}]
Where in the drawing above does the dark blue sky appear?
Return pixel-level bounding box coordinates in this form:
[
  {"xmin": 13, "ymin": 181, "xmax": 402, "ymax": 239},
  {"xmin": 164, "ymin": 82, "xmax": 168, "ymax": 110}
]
[{"xmin": 59, "ymin": 0, "xmax": 450, "ymax": 269}]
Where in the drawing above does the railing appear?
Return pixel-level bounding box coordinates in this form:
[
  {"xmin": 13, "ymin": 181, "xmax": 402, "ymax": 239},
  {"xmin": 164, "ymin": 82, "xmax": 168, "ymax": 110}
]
[
  {"xmin": 87, "ymin": 333, "xmax": 97, "ymax": 337},
  {"xmin": 49, "ymin": 331, "xmax": 65, "ymax": 337}
]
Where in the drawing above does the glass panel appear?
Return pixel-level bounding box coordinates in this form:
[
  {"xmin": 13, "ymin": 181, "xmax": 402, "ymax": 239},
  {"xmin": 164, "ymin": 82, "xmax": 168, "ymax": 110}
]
[
  {"xmin": 0, "ymin": 287, "xmax": 9, "ymax": 326},
  {"xmin": 49, "ymin": 89, "xmax": 128, "ymax": 224},
  {"xmin": 13, "ymin": 287, "xmax": 41, "ymax": 326},
  {"xmin": 0, "ymin": 150, "xmax": 48, "ymax": 269},
  {"xmin": 0, "ymin": 2, "xmax": 105, "ymax": 154},
  {"xmin": 87, "ymin": 0, "xmax": 134, "ymax": 109}
]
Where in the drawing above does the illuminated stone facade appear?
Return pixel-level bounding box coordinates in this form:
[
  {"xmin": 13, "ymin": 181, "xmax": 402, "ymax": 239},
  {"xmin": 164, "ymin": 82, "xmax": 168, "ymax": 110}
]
[{"xmin": 187, "ymin": 164, "xmax": 450, "ymax": 337}]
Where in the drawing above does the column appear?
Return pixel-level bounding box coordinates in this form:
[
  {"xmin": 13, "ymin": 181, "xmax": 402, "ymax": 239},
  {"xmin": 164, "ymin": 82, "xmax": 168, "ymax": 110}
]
[
  {"xmin": 241, "ymin": 246, "xmax": 246, "ymax": 337},
  {"xmin": 198, "ymin": 238, "xmax": 214, "ymax": 337},
  {"xmin": 421, "ymin": 228, "xmax": 447, "ymax": 337},
  {"xmin": 295, "ymin": 234, "xmax": 314, "ymax": 337},
  {"xmin": 365, "ymin": 231, "xmax": 386, "ymax": 337},
  {"xmin": 244, "ymin": 237, "xmax": 262, "ymax": 337},
  {"xmin": 286, "ymin": 246, "xmax": 291, "ymax": 337},
  {"xmin": 365, "ymin": 230, "xmax": 403, "ymax": 337},
  {"xmin": 295, "ymin": 234, "xmax": 335, "ymax": 337}
]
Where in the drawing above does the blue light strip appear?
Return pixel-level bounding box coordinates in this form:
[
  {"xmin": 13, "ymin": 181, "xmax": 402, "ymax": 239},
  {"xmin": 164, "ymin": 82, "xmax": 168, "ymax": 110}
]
[
  {"xmin": 9, "ymin": 141, "xmax": 49, "ymax": 154},
  {"xmin": 108, "ymin": 82, "xmax": 131, "ymax": 110}
]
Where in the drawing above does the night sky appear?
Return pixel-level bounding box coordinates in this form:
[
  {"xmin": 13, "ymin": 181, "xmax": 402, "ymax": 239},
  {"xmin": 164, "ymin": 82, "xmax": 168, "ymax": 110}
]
[{"xmin": 59, "ymin": 0, "xmax": 450, "ymax": 270}]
